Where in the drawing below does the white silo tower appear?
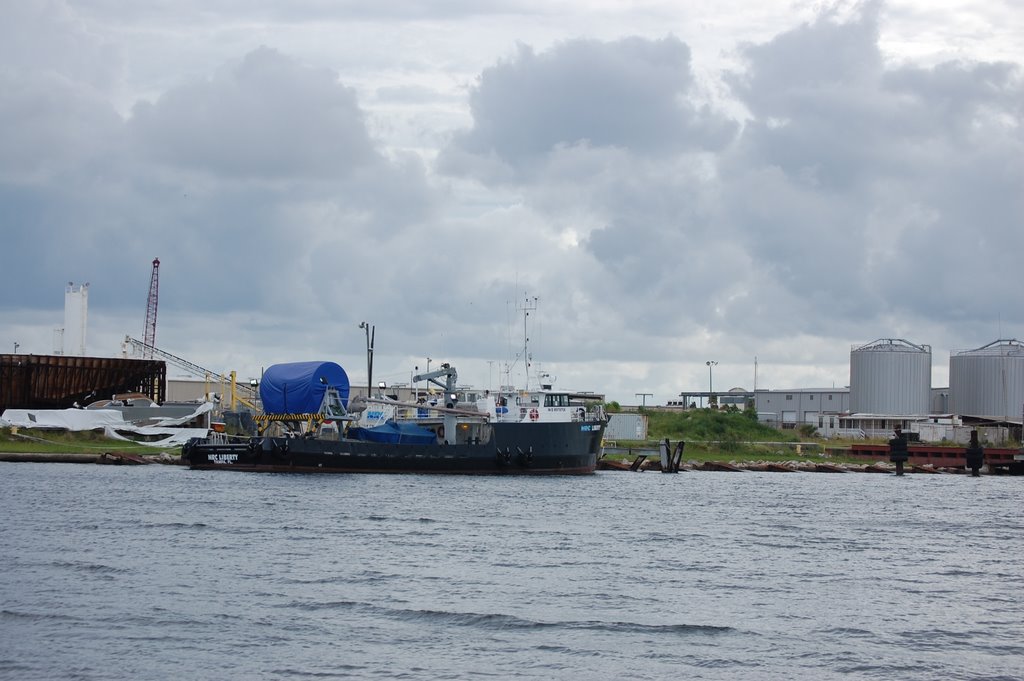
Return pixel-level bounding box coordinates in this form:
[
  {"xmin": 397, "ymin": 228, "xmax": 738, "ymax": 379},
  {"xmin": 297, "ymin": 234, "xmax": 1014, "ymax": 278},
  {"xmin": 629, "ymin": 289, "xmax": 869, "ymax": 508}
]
[
  {"xmin": 62, "ymin": 282, "xmax": 89, "ymax": 356},
  {"xmin": 850, "ymin": 339, "xmax": 932, "ymax": 415},
  {"xmin": 949, "ymin": 339, "xmax": 1024, "ymax": 419}
]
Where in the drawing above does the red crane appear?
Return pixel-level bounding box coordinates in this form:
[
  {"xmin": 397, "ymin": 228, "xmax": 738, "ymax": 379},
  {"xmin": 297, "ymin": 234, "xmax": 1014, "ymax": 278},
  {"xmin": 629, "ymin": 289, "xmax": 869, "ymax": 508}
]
[{"xmin": 143, "ymin": 258, "xmax": 160, "ymax": 359}]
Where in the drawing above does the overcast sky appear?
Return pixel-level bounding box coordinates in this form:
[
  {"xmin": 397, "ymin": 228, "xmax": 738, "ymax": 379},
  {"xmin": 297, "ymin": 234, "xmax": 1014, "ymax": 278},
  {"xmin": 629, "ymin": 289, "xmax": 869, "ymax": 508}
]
[{"xmin": 1, "ymin": 0, "xmax": 1021, "ymax": 404}]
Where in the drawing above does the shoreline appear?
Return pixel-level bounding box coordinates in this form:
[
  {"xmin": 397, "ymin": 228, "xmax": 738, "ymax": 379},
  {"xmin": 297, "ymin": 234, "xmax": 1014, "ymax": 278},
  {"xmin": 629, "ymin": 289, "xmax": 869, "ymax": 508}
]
[
  {"xmin": 0, "ymin": 451, "xmax": 989, "ymax": 474},
  {"xmin": 599, "ymin": 457, "xmax": 989, "ymax": 474},
  {"xmin": 0, "ymin": 451, "xmax": 179, "ymax": 465}
]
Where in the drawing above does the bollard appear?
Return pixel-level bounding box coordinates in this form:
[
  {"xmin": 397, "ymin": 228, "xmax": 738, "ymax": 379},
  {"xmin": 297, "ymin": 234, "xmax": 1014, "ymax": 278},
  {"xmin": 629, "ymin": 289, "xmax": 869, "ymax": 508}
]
[
  {"xmin": 965, "ymin": 430, "xmax": 984, "ymax": 477},
  {"xmin": 889, "ymin": 426, "xmax": 908, "ymax": 476}
]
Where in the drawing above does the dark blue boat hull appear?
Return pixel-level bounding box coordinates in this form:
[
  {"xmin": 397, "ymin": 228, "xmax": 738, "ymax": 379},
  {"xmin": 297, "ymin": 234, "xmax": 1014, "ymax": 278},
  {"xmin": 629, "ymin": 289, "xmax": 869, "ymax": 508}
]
[{"xmin": 184, "ymin": 420, "xmax": 605, "ymax": 475}]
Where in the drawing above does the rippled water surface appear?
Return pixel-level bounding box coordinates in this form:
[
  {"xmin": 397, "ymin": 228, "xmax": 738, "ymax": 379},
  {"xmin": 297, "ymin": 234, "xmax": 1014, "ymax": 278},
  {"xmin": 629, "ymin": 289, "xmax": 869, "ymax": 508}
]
[{"xmin": 2, "ymin": 463, "xmax": 1022, "ymax": 680}]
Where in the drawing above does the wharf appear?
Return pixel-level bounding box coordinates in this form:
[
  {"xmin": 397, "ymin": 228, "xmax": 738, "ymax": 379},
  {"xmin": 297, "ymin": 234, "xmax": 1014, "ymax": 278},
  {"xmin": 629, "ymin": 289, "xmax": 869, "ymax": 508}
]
[
  {"xmin": 844, "ymin": 444, "xmax": 1023, "ymax": 473},
  {"xmin": 599, "ymin": 441, "xmax": 1024, "ymax": 474}
]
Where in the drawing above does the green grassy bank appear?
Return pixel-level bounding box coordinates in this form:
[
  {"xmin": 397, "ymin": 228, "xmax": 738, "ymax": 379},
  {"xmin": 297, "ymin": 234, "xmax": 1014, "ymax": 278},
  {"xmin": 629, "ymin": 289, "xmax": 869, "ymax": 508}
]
[
  {"xmin": 606, "ymin": 407, "xmax": 865, "ymax": 464},
  {"xmin": 0, "ymin": 428, "xmax": 172, "ymax": 456}
]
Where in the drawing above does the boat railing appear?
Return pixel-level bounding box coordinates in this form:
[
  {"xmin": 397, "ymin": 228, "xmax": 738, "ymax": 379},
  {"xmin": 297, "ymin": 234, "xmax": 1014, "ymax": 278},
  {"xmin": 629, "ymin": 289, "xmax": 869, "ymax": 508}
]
[{"xmin": 362, "ymin": 396, "xmax": 491, "ymax": 423}]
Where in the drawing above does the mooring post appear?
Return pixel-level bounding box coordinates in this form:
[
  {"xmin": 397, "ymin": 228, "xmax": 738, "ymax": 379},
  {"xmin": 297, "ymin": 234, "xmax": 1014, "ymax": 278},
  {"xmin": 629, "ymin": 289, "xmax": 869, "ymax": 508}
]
[
  {"xmin": 659, "ymin": 438, "xmax": 674, "ymax": 473},
  {"xmin": 965, "ymin": 430, "xmax": 984, "ymax": 477},
  {"xmin": 672, "ymin": 440, "xmax": 686, "ymax": 472},
  {"xmin": 889, "ymin": 426, "xmax": 908, "ymax": 476}
]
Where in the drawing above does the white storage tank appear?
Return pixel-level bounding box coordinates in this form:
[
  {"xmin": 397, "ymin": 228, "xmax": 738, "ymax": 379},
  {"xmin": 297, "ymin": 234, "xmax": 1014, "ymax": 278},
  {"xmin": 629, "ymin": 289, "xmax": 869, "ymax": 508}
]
[
  {"xmin": 850, "ymin": 339, "xmax": 931, "ymax": 415},
  {"xmin": 949, "ymin": 339, "xmax": 1024, "ymax": 419}
]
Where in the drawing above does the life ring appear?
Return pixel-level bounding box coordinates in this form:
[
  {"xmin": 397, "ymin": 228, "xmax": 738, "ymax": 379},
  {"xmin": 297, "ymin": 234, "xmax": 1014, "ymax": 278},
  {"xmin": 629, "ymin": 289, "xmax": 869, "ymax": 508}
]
[{"xmin": 529, "ymin": 408, "xmax": 540, "ymax": 422}]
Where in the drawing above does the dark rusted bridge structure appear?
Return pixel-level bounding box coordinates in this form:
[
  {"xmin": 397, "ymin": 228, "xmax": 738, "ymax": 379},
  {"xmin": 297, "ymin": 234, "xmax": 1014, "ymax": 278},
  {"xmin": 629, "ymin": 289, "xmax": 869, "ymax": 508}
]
[{"xmin": 0, "ymin": 354, "xmax": 166, "ymax": 413}]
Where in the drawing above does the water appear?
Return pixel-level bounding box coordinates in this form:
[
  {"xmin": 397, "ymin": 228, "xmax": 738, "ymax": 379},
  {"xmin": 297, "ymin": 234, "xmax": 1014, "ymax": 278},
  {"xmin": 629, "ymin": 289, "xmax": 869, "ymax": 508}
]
[{"xmin": 2, "ymin": 464, "xmax": 1022, "ymax": 681}]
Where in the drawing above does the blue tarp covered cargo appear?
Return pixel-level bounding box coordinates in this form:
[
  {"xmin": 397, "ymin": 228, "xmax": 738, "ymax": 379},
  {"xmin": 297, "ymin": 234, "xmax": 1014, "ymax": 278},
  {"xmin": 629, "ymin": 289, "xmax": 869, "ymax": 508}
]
[
  {"xmin": 260, "ymin": 361, "xmax": 350, "ymax": 415},
  {"xmin": 347, "ymin": 421, "xmax": 437, "ymax": 445}
]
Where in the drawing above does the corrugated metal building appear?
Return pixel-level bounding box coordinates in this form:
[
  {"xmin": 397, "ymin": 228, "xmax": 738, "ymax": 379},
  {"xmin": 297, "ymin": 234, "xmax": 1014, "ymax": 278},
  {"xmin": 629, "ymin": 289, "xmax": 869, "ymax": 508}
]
[
  {"xmin": 849, "ymin": 339, "xmax": 931, "ymax": 415},
  {"xmin": 949, "ymin": 339, "xmax": 1024, "ymax": 420}
]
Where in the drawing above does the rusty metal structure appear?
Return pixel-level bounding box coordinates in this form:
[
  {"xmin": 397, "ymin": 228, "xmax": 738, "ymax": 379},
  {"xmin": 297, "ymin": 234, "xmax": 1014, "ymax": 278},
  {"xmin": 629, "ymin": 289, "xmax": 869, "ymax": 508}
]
[{"xmin": 0, "ymin": 354, "xmax": 166, "ymax": 413}]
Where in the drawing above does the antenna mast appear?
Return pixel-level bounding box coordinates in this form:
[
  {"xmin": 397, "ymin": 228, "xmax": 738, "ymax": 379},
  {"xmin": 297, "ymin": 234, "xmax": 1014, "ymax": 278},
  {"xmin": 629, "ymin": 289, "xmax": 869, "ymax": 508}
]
[
  {"xmin": 143, "ymin": 258, "xmax": 160, "ymax": 359},
  {"xmin": 521, "ymin": 294, "xmax": 538, "ymax": 390}
]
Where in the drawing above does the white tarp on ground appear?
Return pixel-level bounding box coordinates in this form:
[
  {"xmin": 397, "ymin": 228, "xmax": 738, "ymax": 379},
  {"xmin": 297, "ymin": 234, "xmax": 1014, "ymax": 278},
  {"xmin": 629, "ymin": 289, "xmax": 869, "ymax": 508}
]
[
  {"xmin": 2, "ymin": 408, "xmax": 129, "ymax": 430},
  {"xmin": 1, "ymin": 402, "xmax": 214, "ymax": 447},
  {"xmin": 102, "ymin": 426, "xmax": 210, "ymax": 447}
]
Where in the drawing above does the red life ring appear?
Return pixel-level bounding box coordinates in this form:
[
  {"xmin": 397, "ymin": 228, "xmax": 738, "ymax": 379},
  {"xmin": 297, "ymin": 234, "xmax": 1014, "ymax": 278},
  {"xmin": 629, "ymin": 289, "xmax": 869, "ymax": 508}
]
[{"xmin": 529, "ymin": 408, "xmax": 540, "ymax": 422}]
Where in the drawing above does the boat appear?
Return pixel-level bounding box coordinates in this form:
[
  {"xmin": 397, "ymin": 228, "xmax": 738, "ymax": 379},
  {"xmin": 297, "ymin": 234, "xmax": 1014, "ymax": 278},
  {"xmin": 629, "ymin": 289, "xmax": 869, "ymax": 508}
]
[{"xmin": 183, "ymin": 359, "xmax": 607, "ymax": 474}]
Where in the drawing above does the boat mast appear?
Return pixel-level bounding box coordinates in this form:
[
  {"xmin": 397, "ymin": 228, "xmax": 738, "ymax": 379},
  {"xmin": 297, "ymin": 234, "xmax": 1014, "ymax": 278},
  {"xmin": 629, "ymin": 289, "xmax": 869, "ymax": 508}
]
[{"xmin": 521, "ymin": 295, "xmax": 537, "ymax": 390}]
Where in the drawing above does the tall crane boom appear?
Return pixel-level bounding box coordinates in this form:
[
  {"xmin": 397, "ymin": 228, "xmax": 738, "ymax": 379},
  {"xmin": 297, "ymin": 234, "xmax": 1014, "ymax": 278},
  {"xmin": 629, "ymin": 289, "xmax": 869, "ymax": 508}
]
[
  {"xmin": 142, "ymin": 258, "xmax": 160, "ymax": 359},
  {"xmin": 123, "ymin": 335, "xmax": 258, "ymax": 409}
]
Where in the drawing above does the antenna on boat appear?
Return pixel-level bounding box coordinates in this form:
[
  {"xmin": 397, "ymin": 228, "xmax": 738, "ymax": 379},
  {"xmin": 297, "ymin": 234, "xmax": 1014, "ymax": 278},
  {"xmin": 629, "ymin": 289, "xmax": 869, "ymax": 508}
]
[{"xmin": 520, "ymin": 294, "xmax": 538, "ymax": 390}]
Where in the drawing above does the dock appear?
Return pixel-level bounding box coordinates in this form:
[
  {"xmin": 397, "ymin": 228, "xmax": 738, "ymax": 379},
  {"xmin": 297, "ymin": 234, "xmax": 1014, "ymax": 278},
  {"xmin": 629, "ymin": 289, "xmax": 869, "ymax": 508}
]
[{"xmin": 845, "ymin": 443, "xmax": 1022, "ymax": 474}]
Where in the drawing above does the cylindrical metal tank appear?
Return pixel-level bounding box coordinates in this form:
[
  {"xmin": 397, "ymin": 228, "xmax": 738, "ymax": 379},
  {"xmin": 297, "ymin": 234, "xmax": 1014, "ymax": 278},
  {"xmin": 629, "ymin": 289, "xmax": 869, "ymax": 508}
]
[
  {"xmin": 850, "ymin": 339, "xmax": 931, "ymax": 414},
  {"xmin": 949, "ymin": 339, "xmax": 1024, "ymax": 419}
]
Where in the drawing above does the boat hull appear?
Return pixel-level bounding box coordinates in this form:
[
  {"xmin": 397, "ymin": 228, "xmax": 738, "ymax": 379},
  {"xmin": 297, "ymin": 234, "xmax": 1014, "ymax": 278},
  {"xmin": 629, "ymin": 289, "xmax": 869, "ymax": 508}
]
[{"xmin": 184, "ymin": 420, "xmax": 604, "ymax": 475}]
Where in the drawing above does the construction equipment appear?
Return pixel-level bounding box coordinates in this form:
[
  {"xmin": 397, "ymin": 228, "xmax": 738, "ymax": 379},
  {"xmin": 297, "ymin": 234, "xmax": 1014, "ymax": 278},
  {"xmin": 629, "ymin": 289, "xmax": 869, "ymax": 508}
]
[
  {"xmin": 122, "ymin": 336, "xmax": 257, "ymax": 411},
  {"xmin": 142, "ymin": 258, "xmax": 160, "ymax": 359}
]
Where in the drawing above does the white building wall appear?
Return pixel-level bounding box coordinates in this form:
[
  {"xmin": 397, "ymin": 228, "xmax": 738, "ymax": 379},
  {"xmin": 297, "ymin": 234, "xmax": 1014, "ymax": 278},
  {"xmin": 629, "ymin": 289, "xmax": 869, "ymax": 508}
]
[
  {"xmin": 62, "ymin": 282, "xmax": 89, "ymax": 356},
  {"xmin": 754, "ymin": 389, "xmax": 850, "ymax": 428}
]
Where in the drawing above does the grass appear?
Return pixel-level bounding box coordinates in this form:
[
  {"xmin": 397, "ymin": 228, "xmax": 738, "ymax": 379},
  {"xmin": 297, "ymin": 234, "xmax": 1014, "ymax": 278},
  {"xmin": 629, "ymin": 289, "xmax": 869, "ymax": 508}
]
[
  {"xmin": 643, "ymin": 407, "xmax": 797, "ymax": 444},
  {"xmin": 606, "ymin": 407, "xmax": 870, "ymax": 464},
  {"xmin": 0, "ymin": 428, "xmax": 175, "ymax": 455}
]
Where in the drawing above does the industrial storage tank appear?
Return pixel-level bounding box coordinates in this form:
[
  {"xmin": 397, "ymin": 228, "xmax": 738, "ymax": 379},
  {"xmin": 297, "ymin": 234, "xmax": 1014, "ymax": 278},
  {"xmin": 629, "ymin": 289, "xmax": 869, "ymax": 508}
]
[
  {"xmin": 850, "ymin": 339, "xmax": 932, "ymax": 415},
  {"xmin": 949, "ymin": 339, "xmax": 1024, "ymax": 419}
]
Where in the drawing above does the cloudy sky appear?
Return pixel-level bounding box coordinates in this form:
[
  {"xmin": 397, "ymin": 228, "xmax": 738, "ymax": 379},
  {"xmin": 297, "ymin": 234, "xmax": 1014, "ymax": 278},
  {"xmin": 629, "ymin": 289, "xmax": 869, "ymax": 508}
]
[{"xmin": 1, "ymin": 0, "xmax": 1021, "ymax": 404}]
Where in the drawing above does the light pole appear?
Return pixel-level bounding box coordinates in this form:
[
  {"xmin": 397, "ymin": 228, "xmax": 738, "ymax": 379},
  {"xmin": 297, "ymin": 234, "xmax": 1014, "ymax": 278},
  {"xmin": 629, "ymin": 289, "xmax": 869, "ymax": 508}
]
[
  {"xmin": 13, "ymin": 342, "xmax": 19, "ymax": 354},
  {"xmin": 359, "ymin": 321, "xmax": 374, "ymax": 397},
  {"xmin": 706, "ymin": 360, "xmax": 717, "ymax": 408}
]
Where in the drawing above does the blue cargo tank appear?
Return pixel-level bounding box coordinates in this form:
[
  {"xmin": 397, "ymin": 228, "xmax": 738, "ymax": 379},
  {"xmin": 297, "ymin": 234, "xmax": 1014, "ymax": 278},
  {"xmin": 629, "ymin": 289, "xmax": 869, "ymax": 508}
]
[{"xmin": 259, "ymin": 361, "xmax": 351, "ymax": 415}]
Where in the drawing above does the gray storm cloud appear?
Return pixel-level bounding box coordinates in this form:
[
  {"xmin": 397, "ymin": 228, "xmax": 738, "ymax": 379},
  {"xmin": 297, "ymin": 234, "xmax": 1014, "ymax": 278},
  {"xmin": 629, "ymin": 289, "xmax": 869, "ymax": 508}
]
[{"xmin": 1, "ymin": 1, "xmax": 1021, "ymax": 399}]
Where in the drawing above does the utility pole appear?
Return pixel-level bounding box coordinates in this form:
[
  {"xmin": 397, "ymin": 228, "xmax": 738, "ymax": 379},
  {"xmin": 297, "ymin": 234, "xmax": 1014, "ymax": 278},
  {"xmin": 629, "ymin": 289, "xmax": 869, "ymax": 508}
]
[
  {"xmin": 706, "ymin": 360, "xmax": 718, "ymax": 407},
  {"xmin": 359, "ymin": 321, "xmax": 374, "ymax": 397}
]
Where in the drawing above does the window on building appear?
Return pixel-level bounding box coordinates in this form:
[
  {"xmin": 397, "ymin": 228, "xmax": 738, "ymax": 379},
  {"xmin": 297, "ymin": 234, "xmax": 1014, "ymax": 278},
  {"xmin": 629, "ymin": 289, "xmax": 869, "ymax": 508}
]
[{"xmin": 786, "ymin": 395, "xmax": 793, "ymax": 401}]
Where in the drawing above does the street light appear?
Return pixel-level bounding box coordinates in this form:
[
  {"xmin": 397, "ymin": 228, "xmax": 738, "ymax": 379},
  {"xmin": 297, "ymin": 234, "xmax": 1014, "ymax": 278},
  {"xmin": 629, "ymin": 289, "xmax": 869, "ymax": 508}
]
[
  {"xmin": 359, "ymin": 321, "xmax": 375, "ymax": 397},
  {"xmin": 13, "ymin": 342, "xmax": 19, "ymax": 354},
  {"xmin": 706, "ymin": 360, "xmax": 718, "ymax": 408}
]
